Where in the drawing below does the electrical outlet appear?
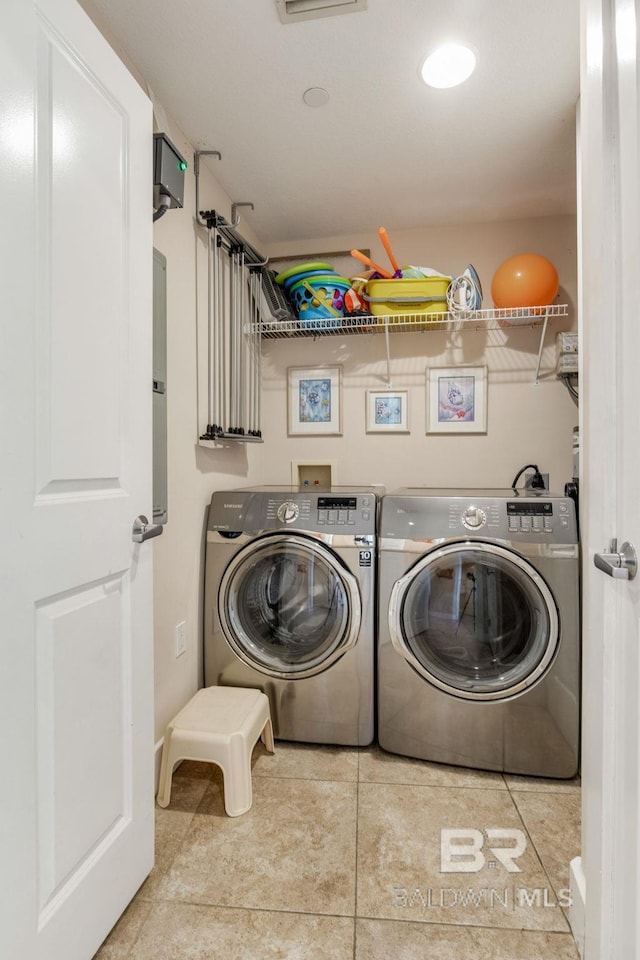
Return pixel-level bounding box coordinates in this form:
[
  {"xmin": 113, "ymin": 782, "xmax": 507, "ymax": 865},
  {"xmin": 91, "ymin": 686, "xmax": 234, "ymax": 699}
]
[
  {"xmin": 524, "ymin": 472, "xmax": 549, "ymax": 490},
  {"xmin": 556, "ymin": 332, "xmax": 579, "ymax": 376},
  {"xmin": 175, "ymin": 620, "xmax": 186, "ymax": 658}
]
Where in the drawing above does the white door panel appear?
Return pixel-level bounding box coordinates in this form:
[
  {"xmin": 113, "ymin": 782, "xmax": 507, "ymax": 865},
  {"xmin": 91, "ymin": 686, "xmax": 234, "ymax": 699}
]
[
  {"xmin": 1, "ymin": 1, "xmax": 153, "ymax": 958},
  {"xmin": 580, "ymin": 0, "xmax": 640, "ymax": 957}
]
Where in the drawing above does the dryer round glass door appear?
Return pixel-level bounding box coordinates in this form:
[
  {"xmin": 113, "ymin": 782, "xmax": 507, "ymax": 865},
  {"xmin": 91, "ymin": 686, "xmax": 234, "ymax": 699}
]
[
  {"xmin": 388, "ymin": 541, "xmax": 559, "ymax": 700},
  {"xmin": 218, "ymin": 534, "xmax": 362, "ymax": 679}
]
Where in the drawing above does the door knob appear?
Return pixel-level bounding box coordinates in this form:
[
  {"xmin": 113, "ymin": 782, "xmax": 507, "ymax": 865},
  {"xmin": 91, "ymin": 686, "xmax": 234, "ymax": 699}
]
[
  {"xmin": 594, "ymin": 539, "xmax": 637, "ymax": 580},
  {"xmin": 132, "ymin": 515, "xmax": 164, "ymax": 543}
]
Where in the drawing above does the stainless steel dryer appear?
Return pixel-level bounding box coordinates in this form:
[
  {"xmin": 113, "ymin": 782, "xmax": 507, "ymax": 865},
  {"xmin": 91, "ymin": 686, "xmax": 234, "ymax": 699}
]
[
  {"xmin": 204, "ymin": 486, "xmax": 378, "ymax": 746},
  {"xmin": 378, "ymin": 488, "xmax": 580, "ymax": 777}
]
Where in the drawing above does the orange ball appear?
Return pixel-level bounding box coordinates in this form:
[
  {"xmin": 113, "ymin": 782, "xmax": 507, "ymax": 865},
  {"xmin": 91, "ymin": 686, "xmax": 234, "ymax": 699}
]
[{"xmin": 491, "ymin": 253, "xmax": 559, "ymax": 308}]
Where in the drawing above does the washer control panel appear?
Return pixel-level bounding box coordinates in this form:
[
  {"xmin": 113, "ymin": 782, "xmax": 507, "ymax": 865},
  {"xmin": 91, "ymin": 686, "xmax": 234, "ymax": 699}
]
[
  {"xmin": 208, "ymin": 489, "xmax": 378, "ymax": 536},
  {"xmin": 317, "ymin": 495, "xmax": 372, "ymax": 526},
  {"xmin": 271, "ymin": 494, "xmax": 375, "ymax": 532}
]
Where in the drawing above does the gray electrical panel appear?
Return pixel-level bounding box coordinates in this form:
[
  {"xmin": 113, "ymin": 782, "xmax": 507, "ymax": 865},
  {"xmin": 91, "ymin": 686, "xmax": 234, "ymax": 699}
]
[
  {"xmin": 153, "ymin": 248, "xmax": 168, "ymax": 524},
  {"xmin": 153, "ymin": 133, "xmax": 186, "ymax": 208}
]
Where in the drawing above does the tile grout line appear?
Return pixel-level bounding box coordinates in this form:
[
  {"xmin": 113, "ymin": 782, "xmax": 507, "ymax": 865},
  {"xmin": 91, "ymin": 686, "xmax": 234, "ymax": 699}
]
[
  {"xmin": 508, "ymin": 783, "xmax": 582, "ymax": 926},
  {"xmin": 506, "ymin": 789, "xmax": 570, "ymax": 926},
  {"xmin": 146, "ymin": 895, "xmax": 360, "ymax": 920}
]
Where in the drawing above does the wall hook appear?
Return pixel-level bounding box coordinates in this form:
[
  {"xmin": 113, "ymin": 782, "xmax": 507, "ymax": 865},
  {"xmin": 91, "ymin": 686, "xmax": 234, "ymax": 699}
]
[
  {"xmin": 194, "ymin": 149, "xmax": 222, "ymax": 175},
  {"xmin": 231, "ymin": 201, "xmax": 255, "ymax": 226},
  {"xmin": 194, "ymin": 150, "xmax": 222, "ymax": 226}
]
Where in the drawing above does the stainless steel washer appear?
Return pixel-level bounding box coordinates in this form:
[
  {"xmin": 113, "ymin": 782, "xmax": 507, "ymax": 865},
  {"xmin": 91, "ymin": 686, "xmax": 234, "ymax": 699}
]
[
  {"xmin": 204, "ymin": 486, "xmax": 378, "ymax": 746},
  {"xmin": 378, "ymin": 488, "xmax": 580, "ymax": 777}
]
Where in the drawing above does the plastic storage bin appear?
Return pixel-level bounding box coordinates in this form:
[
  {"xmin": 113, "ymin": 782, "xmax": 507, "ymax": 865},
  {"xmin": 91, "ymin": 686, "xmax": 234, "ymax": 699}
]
[{"xmin": 363, "ymin": 276, "xmax": 451, "ymax": 318}]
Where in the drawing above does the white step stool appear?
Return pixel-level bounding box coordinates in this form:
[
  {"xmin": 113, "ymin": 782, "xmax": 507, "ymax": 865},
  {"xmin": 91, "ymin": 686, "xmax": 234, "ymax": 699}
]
[{"xmin": 156, "ymin": 686, "xmax": 274, "ymax": 816}]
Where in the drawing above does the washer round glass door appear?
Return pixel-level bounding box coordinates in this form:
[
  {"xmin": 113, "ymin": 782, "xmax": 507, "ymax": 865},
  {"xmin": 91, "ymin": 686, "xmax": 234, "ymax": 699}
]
[
  {"xmin": 388, "ymin": 541, "xmax": 559, "ymax": 700},
  {"xmin": 218, "ymin": 534, "xmax": 362, "ymax": 679}
]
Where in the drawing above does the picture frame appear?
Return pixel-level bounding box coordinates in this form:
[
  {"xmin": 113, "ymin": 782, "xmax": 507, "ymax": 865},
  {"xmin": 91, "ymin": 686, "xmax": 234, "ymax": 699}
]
[
  {"xmin": 366, "ymin": 389, "xmax": 410, "ymax": 434},
  {"xmin": 426, "ymin": 365, "xmax": 487, "ymax": 434},
  {"xmin": 287, "ymin": 365, "xmax": 342, "ymax": 436}
]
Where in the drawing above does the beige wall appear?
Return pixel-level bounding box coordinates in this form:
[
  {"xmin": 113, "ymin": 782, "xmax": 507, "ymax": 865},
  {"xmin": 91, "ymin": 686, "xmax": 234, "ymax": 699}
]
[{"xmin": 262, "ymin": 217, "xmax": 578, "ymax": 493}]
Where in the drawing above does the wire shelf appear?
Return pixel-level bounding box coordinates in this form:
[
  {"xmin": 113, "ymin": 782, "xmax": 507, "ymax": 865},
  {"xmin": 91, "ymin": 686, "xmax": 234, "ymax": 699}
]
[{"xmin": 253, "ymin": 304, "xmax": 569, "ymax": 339}]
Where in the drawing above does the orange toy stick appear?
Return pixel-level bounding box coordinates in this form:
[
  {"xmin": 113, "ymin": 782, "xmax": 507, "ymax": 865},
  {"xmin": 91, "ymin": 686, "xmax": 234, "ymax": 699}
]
[
  {"xmin": 350, "ymin": 249, "xmax": 392, "ymax": 278},
  {"xmin": 378, "ymin": 226, "xmax": 402, "ymax": 276}
]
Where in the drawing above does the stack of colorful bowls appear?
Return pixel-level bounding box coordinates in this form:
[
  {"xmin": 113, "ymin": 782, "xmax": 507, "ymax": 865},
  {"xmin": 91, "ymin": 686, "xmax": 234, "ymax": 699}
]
[{"xmin": 275, "ymin": 261, "xmax": 352, "ymax": 330}]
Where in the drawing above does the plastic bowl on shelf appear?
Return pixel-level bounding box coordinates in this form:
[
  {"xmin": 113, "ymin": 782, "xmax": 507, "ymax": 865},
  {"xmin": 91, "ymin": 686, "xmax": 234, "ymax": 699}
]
[
  {"xmin": 282, "ymin": 269, "xmax": 332, "ymax": 292},
  {"xmin": 275, "ymin": 261, "xmax": 334, "ymax": 286},
  {"xmin": 288, "ymin": 276, "xmax": 351, "ymax": 329}
]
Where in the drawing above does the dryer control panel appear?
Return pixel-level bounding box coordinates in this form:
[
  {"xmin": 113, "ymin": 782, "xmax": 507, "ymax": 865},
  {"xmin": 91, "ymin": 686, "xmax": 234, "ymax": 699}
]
[
  {"xmin": 507, "ymin": 500, "xmax": 554, "ymax": 534},
  {"xmin": 380, "ymin": 489, "xmax": 578, "ymax": 545}
]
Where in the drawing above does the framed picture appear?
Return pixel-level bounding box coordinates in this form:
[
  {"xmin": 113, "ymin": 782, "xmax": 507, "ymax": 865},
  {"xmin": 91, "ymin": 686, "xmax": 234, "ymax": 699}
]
[
  {"xmin": 366, "ymin": 389, "xmax": 409, "ymax": 434},
  {"xmin": 287, "ymin": 365, "xmax": 342, "ymax": 436},
  {"xmin": 426, "ymin": 365, "xmax": 487, "ymax": 434}
]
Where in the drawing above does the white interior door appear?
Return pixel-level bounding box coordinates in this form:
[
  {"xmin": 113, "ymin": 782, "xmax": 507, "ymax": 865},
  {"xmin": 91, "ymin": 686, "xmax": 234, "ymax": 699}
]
[
  {"xmin": 579, "ymin": 1, "xmax": 640, "ymax": 957},
  {"xmin": 0, "ymin": 2, "xmax": 154, "ymax": 958}
]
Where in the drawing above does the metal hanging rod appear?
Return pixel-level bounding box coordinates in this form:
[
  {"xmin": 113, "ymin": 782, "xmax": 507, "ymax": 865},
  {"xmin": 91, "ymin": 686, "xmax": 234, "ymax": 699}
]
[
  {"xmin": 193, "ymin": 149, "xmax": 267, "ymax": 265},
  {"xmin": 199, "ymin": 209, "xmax": 268, "ymax": 267}
]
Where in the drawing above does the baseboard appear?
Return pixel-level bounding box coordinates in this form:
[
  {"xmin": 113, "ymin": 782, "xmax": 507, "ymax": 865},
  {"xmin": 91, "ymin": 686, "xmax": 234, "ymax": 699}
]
[{"xmin": 569, "ymin": 855, "xmax": 586, "ymax": 958}]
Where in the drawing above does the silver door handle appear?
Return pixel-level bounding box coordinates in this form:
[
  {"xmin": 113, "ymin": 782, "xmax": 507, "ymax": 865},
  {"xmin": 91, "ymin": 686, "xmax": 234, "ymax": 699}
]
[
  {"xmin": 132, "ymin": 515, "xmax": 164, "ymax": 543},
  {"xmin": 594, "ymin": 539, "xmax": 637, "ymax": 580}
]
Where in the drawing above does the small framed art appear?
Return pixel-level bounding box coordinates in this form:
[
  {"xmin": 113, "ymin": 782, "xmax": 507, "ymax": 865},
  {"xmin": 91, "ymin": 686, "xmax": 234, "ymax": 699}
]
[
  {"xmin": 426, "ymin": 365, "xmax": 487, "ymax": 434},
  {"xmin": 366, "ymin": 389, "xmax": 409, "ymax": 434},
  {"xmin": 287, "ymin": 365, "xmax": 342, "ymax": 436}
]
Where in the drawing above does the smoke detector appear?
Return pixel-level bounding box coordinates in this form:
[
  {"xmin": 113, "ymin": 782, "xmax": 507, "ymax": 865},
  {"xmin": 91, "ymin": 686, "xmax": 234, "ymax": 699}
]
[{"xmin": 275, "ymin": 0, "xmax": 366, "ymax": 25}]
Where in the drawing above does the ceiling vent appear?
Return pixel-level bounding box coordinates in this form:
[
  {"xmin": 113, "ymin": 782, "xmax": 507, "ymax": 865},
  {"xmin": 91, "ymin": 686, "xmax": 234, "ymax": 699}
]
[{"xmin": 275, "ymin": 0, "xmax": 367, "ymax": 25}]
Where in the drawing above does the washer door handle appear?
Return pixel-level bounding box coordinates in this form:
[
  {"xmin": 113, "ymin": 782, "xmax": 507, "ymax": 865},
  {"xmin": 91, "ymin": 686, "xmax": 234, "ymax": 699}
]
[{"xmin": 594, "ymin": 539, "xmax": 637, "ymax": 580}]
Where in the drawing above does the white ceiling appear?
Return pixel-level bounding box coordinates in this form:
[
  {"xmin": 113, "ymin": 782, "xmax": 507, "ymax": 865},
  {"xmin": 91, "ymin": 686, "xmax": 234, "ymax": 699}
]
[{"xmin": 80, "ymin": 0, "xmax": 580, "ymax": 246}]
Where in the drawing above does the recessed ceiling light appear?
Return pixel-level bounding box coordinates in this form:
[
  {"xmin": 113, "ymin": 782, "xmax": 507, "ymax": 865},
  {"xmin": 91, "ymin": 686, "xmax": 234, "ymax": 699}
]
[
  {"xmin": 303, "ymin": 86, "xmax": 330, "ymax": 107},
  {"xmin": 420, "ymin": 42, "xmax": 477, "ymax": 89}
]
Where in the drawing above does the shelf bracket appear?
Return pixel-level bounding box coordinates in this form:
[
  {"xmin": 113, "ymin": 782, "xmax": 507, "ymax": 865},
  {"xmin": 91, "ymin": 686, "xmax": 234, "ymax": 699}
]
[
  {"xmin": 383, "ymin": 319, "xmax": 392, "ymax": 385},
  {"xmin": 534, "ymin": 306, "xmax": 551, "ymax": 384}
]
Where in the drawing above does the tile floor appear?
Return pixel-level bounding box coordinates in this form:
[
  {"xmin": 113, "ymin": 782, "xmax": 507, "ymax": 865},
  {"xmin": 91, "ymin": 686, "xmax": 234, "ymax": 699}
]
[{"xmin": 94, "ymin": 743, "xmax": 581, "ymax": 959}]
